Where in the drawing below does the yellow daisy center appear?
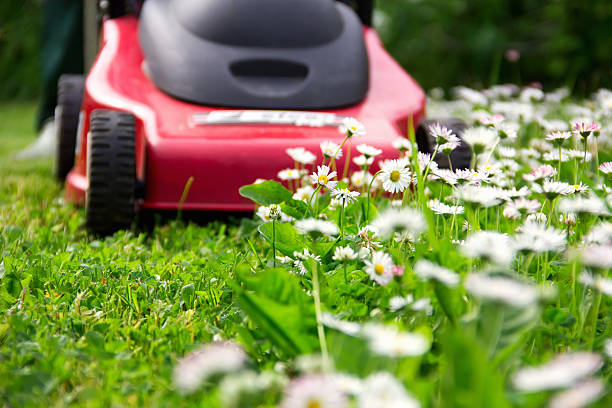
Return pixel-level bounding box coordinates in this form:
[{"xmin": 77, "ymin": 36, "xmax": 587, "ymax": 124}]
[
  {"xmin": 573, "ymin": 184, "xmax": 580, "ymax": 189},
  {"xmin": 375, "ymin": 264, "xmax": 385, "ymax": 275},
  {"xmin": 350, "ymin": 125, "xmax": 358, "ymax": 132},
  {"xmin": 318, "ymin": 175, "xmax": 328, "ymax": 185},
  {"xmin": 307, "ymin": 400, "xmax": 322, "ymax": 408},
  {"xmin": 390, "ymin": 170, "xmax": 401, "ymax": 182}
]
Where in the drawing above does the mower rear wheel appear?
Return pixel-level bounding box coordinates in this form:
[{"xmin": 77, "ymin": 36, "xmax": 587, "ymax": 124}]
[
  {"xmin": 86, "ymin": 110, "xmax": 137, "ymax": 235},
  {"xmin": 55, "ymin": 75, "xmax": 85, "ymax": 181},
  {"xmin": 416, "ymin": 118, "xmax": 472, "ymax": 170}
]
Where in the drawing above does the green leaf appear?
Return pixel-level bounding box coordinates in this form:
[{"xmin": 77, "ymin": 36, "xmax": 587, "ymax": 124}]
[
  {"xmin": 258, "ymin": 222, "xmax": 305, "ymax": 256},
  {"xmin": 234, "ymin": 268, "xmax": 318, "ymax": 357},
  {"xmin": 281, "ymin": 199, "xmax": 308, "ymax": 219},
  {"xmin": 239, "ymin": 181, "xmax": 293, "ymax": 206}
]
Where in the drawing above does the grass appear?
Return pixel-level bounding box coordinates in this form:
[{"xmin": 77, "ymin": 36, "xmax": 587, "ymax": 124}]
[{"xmin": 0, "ymin": 93, "xmax": 611, "ymax": 407}]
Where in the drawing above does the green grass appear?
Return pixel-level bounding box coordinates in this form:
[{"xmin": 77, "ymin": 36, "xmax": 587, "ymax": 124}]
[{"xmin": 0, "ymin": 96, "xmax": 610, "ymax": 407}]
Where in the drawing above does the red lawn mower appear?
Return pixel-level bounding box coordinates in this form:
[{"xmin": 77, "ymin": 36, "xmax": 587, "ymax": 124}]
[{"xmin": 55, "ymin": 0, "xmax": 470, "ymax": 234}]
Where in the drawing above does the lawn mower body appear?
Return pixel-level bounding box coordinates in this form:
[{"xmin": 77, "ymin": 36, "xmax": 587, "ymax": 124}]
[{"xmin": 64, "ymin": 1, "xmax": 426, "ymax": 214}]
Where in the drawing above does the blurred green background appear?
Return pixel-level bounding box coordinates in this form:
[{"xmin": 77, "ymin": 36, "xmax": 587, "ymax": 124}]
[{"xmin": 1, "ymin": 0, "xmax": 611, "ymax": 102}]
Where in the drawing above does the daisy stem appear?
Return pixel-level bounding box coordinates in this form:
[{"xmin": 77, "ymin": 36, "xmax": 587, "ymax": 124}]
[
  {"xmin": 343, "ymin": 263, "xmax": 348, "ymax": 284},
  {"xmin": 365, "ymin": 171, "xmax": 383, "ymax": 225},
  {"xmin": 342, "ymin": 140, "xmax": 352, "ymax": 181},
  {"xmin": 311, "ymin": 261, "xmax": 330, "ymax": 369},
  {"xmin": 307, "ymin": 186, "xmax": 321, "ymax": 217},
  {"xmin": 272, "ymin": 220, "xmax": 276, "ymax": 268},
  {"xmin": 583, "ymin": 138, "xmax": 588, "ymax": 176},
  {"xmin": 423, "ymin": 144, "xmax": 440, "ymax": 181},
  {"xmin": 558, "ymin": 145, "xmax": 562, "ymax": 180},
  {"xmin": 340, "ymin": 199, "xmax": 345, "ymax": 240}
]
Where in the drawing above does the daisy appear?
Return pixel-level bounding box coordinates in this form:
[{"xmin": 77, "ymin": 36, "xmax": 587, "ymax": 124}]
[
  {"xmin": 461, "ymin": 231, "xmax": 516, "ymax": 265},
  {"xmin": 295, "ymin": 218, "xmax": 338, "ymax": 236},
  {"xmin": 277, "ymin": 168, "xmax": 301, "ymax": 181},
  {"xmin": 545, "ymin": 130, "xmax": 572, "ymax": 146},
  {"xmin": 353, "ymin": 154, "xmax": 374, "ymax": 168},
  {"xmin": 427, "ymin": 123, "xmax": 458, "ymax": 144},
  {"xmin": 356, "ymin": 144, "xmax": 383, "ymax": 158},
  {"xmin": 584, "ymin": 222, "xmax": 612, "ymax": 245},
  {"xmin": 543, "ymin": 150, "xmax": 571, "ymax": 163},
  {"xmin": 430, "ymin": 168, "xmax": 459, "ymax": 185},
  {"xmin": 503, "ymin": 198, "xmax": 541, "ymax": 219},
  {"xmin": 388, "ymin": 295, "xmax": 414, "ymax": 311},
  {"xmin": 310, "ymin": 165, "xmax": 338, "ymax": 190},
  {"xmin": 512, "ymin": 352, "xmax": 603, "ymax": 392},
  {"xmin": 286, "ymin": 147, "xmax": 316, "ymax": 165},
  {"xmin": 479, "ymin": 113, "xmax": 505, "ymax": 127},
  {"xmin": 350, "ymin": 170, "xmax": 373, "ymax": 188},
  {"xmin": 372, "ymin": 207, "xmax": 426, "ymax": 240},
  {"xmin": 453, "ymin": 185, "xmax": 502, "ymax": 208},
  {"xmin": 464, "ymin": 273, "xmax": 539, "ymax": 308},
  {"xmin": 462, "ymin": 127, "xmax": 498, "ymax": 154},
  {"xmin": 522, "ymin": 164, "xmax": 557, "ymax": 182},
  {"xmin": 599, "ymin": 161, "xmax": 612, "ymax": 175},
  {"xmin": 494, "ymin": 121, "xmax": 518, "ymax": 141},
  {"xmin": 417, "ymin": 151, "xmax": 438, "ymax": 174},
  {"xmin": 392, "ymin": 138, "xmax": 413, "ymax": 154},
  {"xmin": 332, "ymin": 245, "xmax": 358, "ymax": 262},
  {"xmin": 514, "ymin": 221, "xmax": 567, "ymax": 254},
  {"xmin": 566, "ymin": 149, "xmax": 592, "ymax": 162},
  {"xmin": 411, "ymin": 298, "xmax": 434, "ymax": 315},
  {"xmin": 438, "ymin": 140, "xmax": 460, "ymax": 155},
  {"xmin": 364, "ymin": 251, "xmax": 395, "ymax": 286},
  {"xmin": 363, "ymin": 324, "xmax": 429, "ymax": 357},
  {"xmin": 413, "ymin": 259, "xmax": 460, "ymax": 287},
  {"xmin": 331, "ymin": 374, "xmax": 363, "ymax": 396},
  {"xmin": 293, "ymin": 186, "xmax": 315, "ymax": 202},
  {"xmin": 173, "ymin": 342, "xmax": 247, "ymax": 394},
  {"xmin": 532, "ymin": 180, "xmax": 575, "ymax": 200},
  {"xmin": 579, "ymin": 245, "xmax": 612, "ymax": 270},
  {"xmin": 219, "ymin": 371, "xmax": 283, "ymax": 408},
  {"xmin": 331, "ymin": 188, "xmax": 360, "ymax": 205},
  {"xmin": 558, "ymin": 196, "xmax": 609, "ymax": 216},
  {"xmin": 379, "ymin": 159, "xmax": 413, "ymax": 194},
  {"xmin": 256, "ymin": 204, "xmax": 290, "ymax": 222},
  {"xmin": 340, "ymin": 117, "xmax": 366, "ymax": 138},
  {"xmin": 293, "ymin": 248, "xmax": 322, "ymax": 275},
  {"xmin": 578, "ymin": 272, "xmax": 612, "ymax": 296},
  {"xmin": 520, "ymin": 87, "xmax": 544, "ymax": 103},
  {"xmin": 321, "ymin": 312, "xmax": 361, "ymax": 336},
  {"xmin": 281, "ymin": 375, "xmax": 347, "ymax": 408},
  {"xmin": 498, "ymin": 146, "xmax": 517, "ymax": 158},
  {"xmin": 358, "ymin": 372, "xmax": 420, "ymax": 408},
  {"xmin": 358, "ymin": 226, "xmax": 382, "ymax": 252},
  {"xmin": 427, "ymin": 199, "xmax": 464, "ymax": 215},
  {"xmin": 454, "ymin": 86, "xmax": 488, "ymax": 106},
  {"xmin": 572, "ymin": 121, "xmax": 601, "ymax": 139},
  {"xmin": 320, "ymin": 140, "xmax": 342, "ymax": 159},
  {"xmin": 548, "ymin": 379, "xmax": 604, "ymax": 408}
]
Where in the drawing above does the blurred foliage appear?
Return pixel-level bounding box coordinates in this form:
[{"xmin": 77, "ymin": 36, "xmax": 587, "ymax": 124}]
[
  {"xmin": 376, "ymin": 0, "xmax": 612, "ymax": 95},
  {"xmin": 1, "ymin": 0, "xmax": 611, "ymax": 101},
  {"xmin": 0, "ymin": 1, "xmax": 42, "ymax": 100}
]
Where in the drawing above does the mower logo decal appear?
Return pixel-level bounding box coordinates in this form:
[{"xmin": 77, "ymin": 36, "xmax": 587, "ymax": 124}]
[{"xmin": 193, "ymin": 111, "xmax": 347, "ymax": 128}]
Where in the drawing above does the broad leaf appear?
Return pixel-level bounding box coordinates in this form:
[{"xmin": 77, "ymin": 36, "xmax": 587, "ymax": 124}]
[
  {"xmin": 258, "ymin": 222, "xmax": 305, "ymax": 256},
  {"xmin": 239, "ymin": 181, "xmax": 293, "ymax": 206}
]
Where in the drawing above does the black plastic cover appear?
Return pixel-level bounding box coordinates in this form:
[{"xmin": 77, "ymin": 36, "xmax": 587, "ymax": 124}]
[{"xmin": 139, "ymin": 0, "xmax": 369, "ymax": 109}]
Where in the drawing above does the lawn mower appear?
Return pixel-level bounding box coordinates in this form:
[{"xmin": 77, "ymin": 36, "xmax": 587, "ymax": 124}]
[{"xmin": 56, "ymin": 0, "xmax": 471, "ymax": 235}]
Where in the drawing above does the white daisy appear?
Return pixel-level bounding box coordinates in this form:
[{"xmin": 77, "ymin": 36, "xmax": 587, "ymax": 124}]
[
  {"xmin": 532, "ymin": 180, "xmax": 575, "ymax": 199},
  {"xmin": 453, "ymin": 185, "xmax": 503, "ymax": 208},
  {"xmin": 522, "ymin": 164, "xmax": 557, "ymax": 182},
  {"xmin": 278, "ymin": 168, "xmax": 301, "ymax": 181},
  {"xmin": 320, "ymin": 140, "xmax": 342, "ymax": 159},
  {"xmin": 363, "ymin": 324, "xmax": 429, "ymax": 358},
  {"xmin": 340, "ymin": 117, "xmax": 366, "ymax": 138},
  {"xmin": 427, "ymin": 123, "xmax": 459, "ymax": 144},
  {"xmin": 578, "ymin": 272, "xmax": 612, "ymax": 296},
  {"xmin": 358, "ymin": 372, "xmax": 420, "ymax": 408},
  {"xmin": 462, "ymin": 127, "xmax": 498, "ymax": 154},
  {"xmin": 357, "ymin": 143, "xmax": 383, "ymax": 158},
  {"xmin": 286, "ymin": 147, "xmax": 316, "ymax": 165},
  {"xmin": 256, "ymin": 204, "xmax": 288, "ymax": 222},
  {"xmin": 512, "ymin": 352, "xmax": 603, "ymax": 392},
  {"xmin": 372, "ymin": 207, "xmax": 426, "ymax": 240},
  {"xmin": 353, "ymin": 154, "xmax": 375, "ymax": 167},
  {"xmin": 427, "ymin": 199, "xmax": 464, "ymax": 215},
  {"xmin": 350, "ymin": 170, "xmax": 373, "ymax": 188},
  {"xmin": 364, "ymin": 251, "xmax": 395, "ymax": 286},
  {"xmin": 558, "ymin": 195, "xmax": 610, "ymax": 216},
  {"xmin": 173, "ymin": 342, "xmax": 247, "ymax": 394},
  {"xmin": 320, "ymin": 312, "xmax": 360, "ymax": 336},
  {"xmin": 331, "ymin": 188, "xmax": 360, "ymax": 204},
  {"xmin": 465, "ymin": 273, "xmax": 539, "ymax": 308},
  {"xmin": 545, "ymin": 130, "xmax": 572, "ymax": 146},
  {"xmin": 379, "ymin": 159, "xmax": 413, "ymax": 194},
  {"xmin": 599, "ymin": 161, "xmax": 612, "ymax": 175},
  {"xmin": 295, "ymin": 218, "xmax": 338, "ymax": 236},
  {"xmin": 388, "ymin": 295, "xmax": 414, "ymax": 311},
  {"xmin": 579, "ymin": 245, "xmax": 612, "ymax": 270},
  {"xmin": 293, "ymin": 248, "xmax": 322, "ymax": 275},
  {"xmin": 514, "ymin": 221, "xmax": 567, "ymax": 254},
  {"xmin": 392, "ymin": 138, "xmax": 413, "ymax": 154},
  {"xmin": 413, "ymin": 259, "xmax": 460, "ymax": 287},
  {"xmin": 584, "ymin": 222, "xmax": 612, "ymax": 245},
  {"xmin": 310, "ymin": 165, "xmax": 338, "ymax": 190},
  {"xmin": 461, "ymin": 231, "xmax": 516, "ymax": 265},
  {"xmin": 332, "ymin": 245, "xmax": 358, "ymax": 262},
  {"xmin": 293, "ymin": 186, "xmax": 315, "ymax": 202},
  {"xmin": 494, "ymin": 121, "xmax": 518, "ymax": 141},
  {"xmin": 548, "ymin": 379, "xmax": 604, "ymax": 408},
  {"xmin": 502, "ymin": 198, "xmax": 541, "ymax": 219},
  {"xmin": 281, "ymin": 375, "xmax": 348, "ymax": 408}
]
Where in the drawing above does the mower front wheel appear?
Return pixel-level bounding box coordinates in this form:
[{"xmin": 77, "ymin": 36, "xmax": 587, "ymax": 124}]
[
  {"xmin": 55, "ymin": 75, "xmax": 85, "ymax": 181},
  {"xmin": 86, "ymin": 110, "xmax": 137, "ymax": 235}
]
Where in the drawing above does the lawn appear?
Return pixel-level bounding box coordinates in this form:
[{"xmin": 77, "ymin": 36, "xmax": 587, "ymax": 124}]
[{"xmin": 0, "ymin": 89, "xmax": 611, "ymax": 408}]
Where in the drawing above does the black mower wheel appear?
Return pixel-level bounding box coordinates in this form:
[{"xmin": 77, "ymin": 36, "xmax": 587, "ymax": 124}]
[
  {"xmin": 86, "ymin": 110, "xmax": 136, "ymax": 235},
  {"xmin": 55, "ymin": 75, "xmax": 85, "ymax": 181},
  {"xmin": 416, "ymin": 118, "xmax": 472, "ymax": 170}
]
